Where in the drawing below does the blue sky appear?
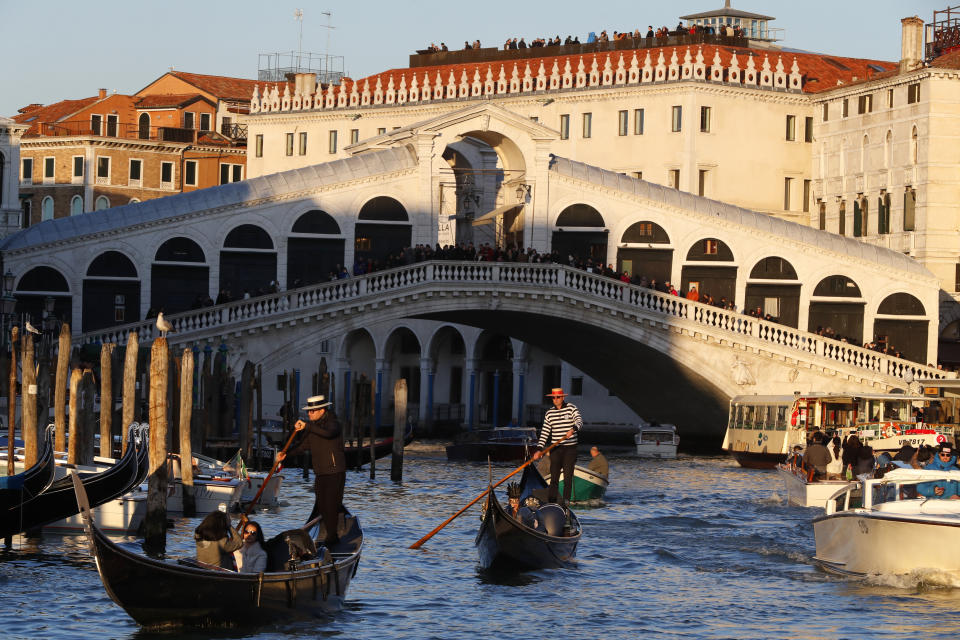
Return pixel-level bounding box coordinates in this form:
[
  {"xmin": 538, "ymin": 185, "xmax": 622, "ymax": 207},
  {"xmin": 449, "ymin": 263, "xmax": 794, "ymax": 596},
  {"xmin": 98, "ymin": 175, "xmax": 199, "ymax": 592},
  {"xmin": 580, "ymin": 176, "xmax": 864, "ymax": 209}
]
[{"xmin": 0, "ymin": 0, "xmax": 945, "ymax": 118}]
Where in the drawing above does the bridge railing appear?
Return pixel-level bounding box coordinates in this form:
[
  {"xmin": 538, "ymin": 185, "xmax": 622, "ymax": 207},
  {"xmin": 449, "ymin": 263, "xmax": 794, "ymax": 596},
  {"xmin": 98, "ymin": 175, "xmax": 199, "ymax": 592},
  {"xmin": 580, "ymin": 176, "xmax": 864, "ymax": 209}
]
[{"xmin": 80, "ymin": 260, "xmax": 950, "ymax": 383}]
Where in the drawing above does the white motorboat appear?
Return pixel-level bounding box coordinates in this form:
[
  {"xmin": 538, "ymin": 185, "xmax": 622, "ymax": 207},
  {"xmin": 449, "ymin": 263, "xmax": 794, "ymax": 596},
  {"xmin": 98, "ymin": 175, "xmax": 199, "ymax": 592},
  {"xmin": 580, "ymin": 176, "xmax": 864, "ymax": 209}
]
[
  {"xmin": 635, "ymin": 421, "xmax": 679, "ymax": 458},
  {"xmin": 776, "ymin": 464, "xmax": 854, "ymax": 509},
  {"xmin": 176, "ymin": 451, "xmax": 283, "ymax": 507},
  {"xmin": 813, "ymin": 468, "xmax": 960, "ymax": 576}
]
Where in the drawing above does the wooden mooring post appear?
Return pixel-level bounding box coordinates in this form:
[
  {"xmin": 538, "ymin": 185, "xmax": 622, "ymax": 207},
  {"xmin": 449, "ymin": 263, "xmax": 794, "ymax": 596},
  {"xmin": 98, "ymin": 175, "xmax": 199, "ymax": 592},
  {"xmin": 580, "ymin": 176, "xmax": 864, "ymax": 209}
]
[
  {"xmin": 66, "ymin": 369, "xmax": 82, "ymax": 464},
  {"xmin": 391, "ymin": 379, "xmax": 407, "ymax": 482},
  {"xmin": 100, "ymin": 344, "xmax": 115, "ymax": 458},
  {"xmin": 144, "ymin": 337, "xmax": 169, "ymax": 552},
  {"xmin": 4, "ymin": 327, "xmax": 18, "ymax": 548},
  {"xmin": 22, "ymin": 332, "xmax": 37, "ymax": 466},
  {"xmin": 369, "ymin": 378, "xmax": 377, "ymax": 480},
  {"xmin": 54, "ymin": 324, "xmax": 70, "ymax": 453},
  {"xmin": 121, "ymin": 332, "xmax": 139, "ymax": 455},
  {"xmin": 179, "ymin": 348, "xmax": 195, "ymax": 517}
]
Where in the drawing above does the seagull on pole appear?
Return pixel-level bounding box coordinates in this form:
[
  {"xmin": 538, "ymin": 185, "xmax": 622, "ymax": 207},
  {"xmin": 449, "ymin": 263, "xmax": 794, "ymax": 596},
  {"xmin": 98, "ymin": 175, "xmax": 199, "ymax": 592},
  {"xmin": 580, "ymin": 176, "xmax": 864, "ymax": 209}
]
[
  {"xmin": 25, "ymin": 321, "xmax": 41, "ymax": 335},
  {"xmin": 156, "ymin": 312, "xmax": 174, "ymax": 337}
]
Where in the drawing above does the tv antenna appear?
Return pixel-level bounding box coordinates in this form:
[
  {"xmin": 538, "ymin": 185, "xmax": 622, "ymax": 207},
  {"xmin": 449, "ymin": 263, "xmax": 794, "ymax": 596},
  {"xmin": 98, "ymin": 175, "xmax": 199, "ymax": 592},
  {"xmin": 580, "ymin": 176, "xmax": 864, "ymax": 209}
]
[
  {"xmin": 320, "ymin": 11, "xmax": 336, "ymax": 77},
  {"xmin": 294, "ymin": 8, "xmax": 304, "ymax": 70}
]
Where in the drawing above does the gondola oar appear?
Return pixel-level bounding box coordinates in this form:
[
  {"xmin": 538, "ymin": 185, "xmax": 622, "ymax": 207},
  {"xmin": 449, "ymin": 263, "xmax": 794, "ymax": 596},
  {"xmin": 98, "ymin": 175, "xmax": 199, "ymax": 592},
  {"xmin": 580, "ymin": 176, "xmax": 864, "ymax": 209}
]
[
  {"xmin": 409, "ymin": 431, "xmax": 573, "ymax": 549},
  {"xmin": 243, "ymin": 425, "xmax": 302, "ymax": 518}
]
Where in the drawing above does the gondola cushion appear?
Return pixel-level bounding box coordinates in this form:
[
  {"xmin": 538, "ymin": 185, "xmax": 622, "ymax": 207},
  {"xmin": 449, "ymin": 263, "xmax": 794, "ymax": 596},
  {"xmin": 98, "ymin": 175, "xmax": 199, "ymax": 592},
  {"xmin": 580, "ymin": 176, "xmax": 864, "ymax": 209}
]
[{"xmin": 536, "ymin": 504, "xmax": 566, "ymax": 536}]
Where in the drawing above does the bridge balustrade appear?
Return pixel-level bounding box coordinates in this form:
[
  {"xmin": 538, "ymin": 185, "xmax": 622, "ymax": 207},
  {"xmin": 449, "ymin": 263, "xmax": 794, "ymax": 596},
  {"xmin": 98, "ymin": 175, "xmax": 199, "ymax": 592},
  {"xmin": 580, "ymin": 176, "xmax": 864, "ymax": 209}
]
[{"xmin": 80, "ymin": 261, "xmax": 950, "ymax": 384}]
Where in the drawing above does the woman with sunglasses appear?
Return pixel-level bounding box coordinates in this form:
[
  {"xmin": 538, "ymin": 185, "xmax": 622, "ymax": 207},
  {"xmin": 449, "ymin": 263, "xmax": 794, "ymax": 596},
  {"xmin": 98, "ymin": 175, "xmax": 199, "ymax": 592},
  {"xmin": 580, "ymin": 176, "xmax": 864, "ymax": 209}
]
[{"xmin": 235, "ymin": 520, "xmax": 268, "ymax": 573}]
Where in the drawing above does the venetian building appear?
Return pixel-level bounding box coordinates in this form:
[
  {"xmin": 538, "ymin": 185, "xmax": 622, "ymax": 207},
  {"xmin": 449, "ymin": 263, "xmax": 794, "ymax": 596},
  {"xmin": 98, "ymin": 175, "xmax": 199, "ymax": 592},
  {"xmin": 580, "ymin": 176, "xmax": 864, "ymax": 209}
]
[{"xmin": 0, "ymin": 116, "xmax": 29, "ymax": 237}]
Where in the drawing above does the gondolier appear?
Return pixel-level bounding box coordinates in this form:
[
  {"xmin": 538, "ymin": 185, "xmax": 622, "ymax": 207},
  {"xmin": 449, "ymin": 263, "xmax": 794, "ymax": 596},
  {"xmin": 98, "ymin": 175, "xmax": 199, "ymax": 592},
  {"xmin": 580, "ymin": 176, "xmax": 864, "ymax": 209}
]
[
  {"xmin": 532, "ymin": 388, "xmax": 582, "ymax": 506},
  {"xmin": 277, "ymin": 395, "xmax": 345, "ymax": 548}
]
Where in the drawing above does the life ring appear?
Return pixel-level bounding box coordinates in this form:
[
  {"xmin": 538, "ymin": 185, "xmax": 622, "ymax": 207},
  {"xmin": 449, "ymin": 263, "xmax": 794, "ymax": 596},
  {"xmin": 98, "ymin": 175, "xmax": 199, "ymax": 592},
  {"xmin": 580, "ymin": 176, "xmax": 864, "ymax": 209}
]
[{"xmin": 937, "ymin": 434, "xmax": 947, "ymax": 444}]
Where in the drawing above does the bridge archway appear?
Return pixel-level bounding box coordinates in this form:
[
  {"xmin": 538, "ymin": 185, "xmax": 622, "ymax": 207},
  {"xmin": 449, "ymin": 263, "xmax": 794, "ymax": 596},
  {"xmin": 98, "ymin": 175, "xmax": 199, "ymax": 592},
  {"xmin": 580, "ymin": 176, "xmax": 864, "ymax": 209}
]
[
  {"xmin": 152, "ymin": 237, "xmax": 208, "ymax": 314},
  {"xmin": 220, "ymin": 224, "xmax": 276, "ymax": 298},
  {"xmin": 808, "ymin": 275, "xmax": 864, "ymax": 345},
  {"xmin": 474, "ymin": 331, "xmax": 514, "ymax": 427},
  {"xmin": 875, "ymin": 292, "xmax": 927, "ymax": 362},
  {"xmin": 288, "ymin": 209, "xmax": 344, "ymax": 286},
  {"xmin": 383, "ymin": 326, "xmax": 422, "ymax": 420},
  {"xmin": 15, "ymin": 266, "xmax": 71, "ymax": 325},
  {"xmin": 83, "ymin": 250, "xmax": 140, "ymax": 331},
  {"xmin": 681, "ymin": 237, "xmax": 737, "ymax": 304},
  {"xmin": 617, "ymin": 220, "xmax": 672, "ymax": 284},
  {"xmin": 745, "ymin": 256, "xmax": 800, "ymax": 326},
  {"xmin": 427, "ymin": 325, "xmax": 467, "ymax": 423},
  {"xmin": 553, "ymin": 203, "xmax": 608, "ymax": 265}
]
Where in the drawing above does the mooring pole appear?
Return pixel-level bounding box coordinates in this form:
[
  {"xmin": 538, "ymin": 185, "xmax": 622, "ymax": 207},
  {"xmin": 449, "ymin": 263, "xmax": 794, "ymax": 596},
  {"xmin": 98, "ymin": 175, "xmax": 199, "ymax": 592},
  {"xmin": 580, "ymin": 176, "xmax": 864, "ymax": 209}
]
[
  {"xmin": 391, "ymin": 379, "xmax": 406, "ymax": 482},
  {"xmin": 4, "ymin": 327, "xmax": 18, "ymax": 548},
  {"xmin": 100, "ymin": 344, "xmax": 115, "ymax": 457},
  {"xmin": 54, "ymin": 324, "xmax": 70, "ymax": 453},
  {"xmin": 21, "ymin": 333, "xmax": 37, "ymax": 466},
  {"xmin": 369, "ymin": 377, "xmax": 376, "ymax": 480},
  {"xmin": 179, "ymin": 348, "xmax": 195, "ymax": 517},
  {"xmin": 121, "ymin": 332, "xmax": 139, "ymax": 455},
  {"xmin": 67, "ymin": 368, "xmax": 81, "ymax": 464},
  {"xmin": 144, "ymin": 337, "xmax": 169, "ymax": 552}
]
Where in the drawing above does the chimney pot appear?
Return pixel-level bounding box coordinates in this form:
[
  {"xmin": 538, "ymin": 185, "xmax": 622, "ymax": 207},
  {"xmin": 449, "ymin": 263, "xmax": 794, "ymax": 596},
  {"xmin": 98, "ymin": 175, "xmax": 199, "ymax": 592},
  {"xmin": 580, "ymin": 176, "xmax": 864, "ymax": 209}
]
[
  {"xmin": 98, "ymin": 88, "xmax": 107, "ymax": 100},
  {"xmin": 900, "ymin": 16, "xmax": 924, "ymax": 72}
]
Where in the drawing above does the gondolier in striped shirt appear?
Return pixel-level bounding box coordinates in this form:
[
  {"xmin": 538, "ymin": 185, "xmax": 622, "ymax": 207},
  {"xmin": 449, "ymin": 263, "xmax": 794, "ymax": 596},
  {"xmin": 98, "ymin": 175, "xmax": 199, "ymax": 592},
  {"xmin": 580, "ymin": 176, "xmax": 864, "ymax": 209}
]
[{"xmin": 532, "ymin": 388, "xmax": 582, "ymax": 506}]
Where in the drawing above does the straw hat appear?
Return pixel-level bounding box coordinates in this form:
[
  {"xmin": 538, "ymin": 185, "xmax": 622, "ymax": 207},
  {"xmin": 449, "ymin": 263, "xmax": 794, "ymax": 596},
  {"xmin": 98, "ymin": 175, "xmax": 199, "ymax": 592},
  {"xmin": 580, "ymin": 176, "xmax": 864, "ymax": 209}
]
[
  {"xmin": 301, "ymin": 395, "xmax": 332, "ymax": 411},
  {"xmin": 545, "ymin": 388, "xmax": 567, "ymax": 399}
]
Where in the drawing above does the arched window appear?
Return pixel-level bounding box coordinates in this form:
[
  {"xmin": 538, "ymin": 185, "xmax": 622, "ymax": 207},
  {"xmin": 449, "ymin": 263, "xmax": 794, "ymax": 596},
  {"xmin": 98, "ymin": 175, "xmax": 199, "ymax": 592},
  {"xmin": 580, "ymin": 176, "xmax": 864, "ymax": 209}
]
[
  {"xmin": 622, "ymin": 220, "xmax": 669, "ymax": 244},
  {"xmin": 70, "ymin": 195, "xmax": 83, "ymax": 216},
  {"xmin": 884, "ymin": 130, "xmax": 892, "ymax": 168},
  {"xmin": 556, "ymin": 204, "xmax": 604, "ymax": 228},
  {"xmin": 87, "ymin": 251, "xmax": 138, "ymax": 278},
  {"xmin": 814, "ymin": 275, "xmax": 861, "ymax": 297},
  {"xmin": 911, "ymin": 126, "xmax": 918, "ymax": 165},
  {"xmin": 155, "ymin": 237, "xmax": 206, "ymax": 262},
  {"xmin": 878, "ymin": 293, "xmax": 925, "ymax": 316},
  {"xmin": 138, "ymin": 113, "xmax": 150, "ymax": 140},
  {"xmin": 224, "ymin": 224, "xmax": 274, "ymax": 249},
  {"xmin": 749, "ymin": 257, "xmax": 797, "ymax": 280},
  {"xmin": 358, "ymin": 196, "xmax": 408, "ymax": 221},
  {"xmin": 41, "ymin": 196, "xmax": 54, "ymax": 221},
  {"xmin": 685, "ymin": 237, "xmax": 733, "ymax": 260},
  {"xmin": 95, "ymin": 195, "xmax": 110, "ymax": 210},
  {"xmin": 292, "ymin": 209, "xmax": 341, "ymax": 234}
]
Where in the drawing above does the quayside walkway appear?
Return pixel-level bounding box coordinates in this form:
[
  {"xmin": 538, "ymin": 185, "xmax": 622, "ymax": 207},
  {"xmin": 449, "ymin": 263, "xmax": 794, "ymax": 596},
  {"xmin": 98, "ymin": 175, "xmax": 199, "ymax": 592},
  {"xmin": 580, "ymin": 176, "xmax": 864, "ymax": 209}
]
[{"xmin": 81, "ymin": 261, "xmax": 952, "ymax": 406}]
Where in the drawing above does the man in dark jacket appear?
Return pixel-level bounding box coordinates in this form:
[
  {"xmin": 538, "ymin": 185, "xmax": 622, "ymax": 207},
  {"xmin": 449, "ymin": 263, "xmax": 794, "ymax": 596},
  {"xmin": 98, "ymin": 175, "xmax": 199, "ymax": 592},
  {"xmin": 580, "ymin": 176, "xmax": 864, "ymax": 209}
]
[
  {"xmin": 804, "ymin": 432, "xmax": 832, "ymax": 480},
  {"xmin": 278, "ymin": 395, "xmax": 345, "ymax": 547}
]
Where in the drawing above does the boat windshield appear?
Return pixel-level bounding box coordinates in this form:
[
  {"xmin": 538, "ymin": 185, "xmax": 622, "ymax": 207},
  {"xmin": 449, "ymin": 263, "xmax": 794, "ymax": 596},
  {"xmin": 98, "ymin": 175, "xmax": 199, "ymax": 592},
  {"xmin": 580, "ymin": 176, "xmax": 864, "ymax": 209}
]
[{"xmin": 640, "ymin": 431, "xmax": 674, "ymax": 442}]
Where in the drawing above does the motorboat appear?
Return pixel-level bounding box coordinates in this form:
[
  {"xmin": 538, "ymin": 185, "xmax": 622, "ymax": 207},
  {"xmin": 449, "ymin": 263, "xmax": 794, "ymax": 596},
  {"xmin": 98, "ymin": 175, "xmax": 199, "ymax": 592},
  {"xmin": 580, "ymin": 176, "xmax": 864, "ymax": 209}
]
[
  {"xmin": 181, "ymin": 451, "xmax": 284, "ymax": 507},
  {"xmin": 446, "ymin": 426, "xmax": 538, "ymax": 462},
  {"xmin": 813, "ymin": 468, "xmax": 960, "ymax": 576},
  {"xmin": 722, "ymin": 392, "xmax": 955, "ymax": 469},
  {"xmin": 776, "ymin": 464, "xmax": 854, "ymax": 509},
  {"xmin": 635, "ymin": 421, "xmax": 679, "ymax": 458}
]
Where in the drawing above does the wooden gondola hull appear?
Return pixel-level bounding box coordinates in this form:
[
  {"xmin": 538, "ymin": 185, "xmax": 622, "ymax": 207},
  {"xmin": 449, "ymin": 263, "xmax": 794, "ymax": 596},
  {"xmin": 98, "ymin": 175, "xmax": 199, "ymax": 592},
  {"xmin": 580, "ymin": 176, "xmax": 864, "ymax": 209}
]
[
  {"xmin": 445, "ymin": 442, "xmax": 531, "ymax": 462},
  {"xmin": 89, "ymin": 528, "xmax": 357, "ymax": 626},
  {"xmin": 1, "ymin": 426, "xmax": 57, "ymax": 526},
  {"xmin": 0, "ymin": 425, "xmax": 146, "ymax": 538},
  {"xmin": 475, "ymin": 466, "xmax": 581, "ymax": 571},
  {"xmin": 73, "ymin": 472, "xmax": 363, "ymax": 628}
]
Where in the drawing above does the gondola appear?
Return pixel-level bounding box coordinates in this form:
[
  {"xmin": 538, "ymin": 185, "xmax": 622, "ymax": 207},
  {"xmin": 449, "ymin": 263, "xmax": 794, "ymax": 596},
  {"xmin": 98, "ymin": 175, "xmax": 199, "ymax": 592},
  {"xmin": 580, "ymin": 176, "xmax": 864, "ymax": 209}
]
[
  {"xmin": 475, "ymin": 465, "xmax": 581, "ymax": 570},
  {"xmin": 72, "ymin": 473, "xmax": 364, "ymax": 628},
  {"xmin": 0, "ymin": 424, "xmax": 56, "ymax": 515},
  {"xmin": 0, "ymin": 424, "xmax": 148, "ymax": 538},
  {"xmin": 343, "ymin": 424, "xmax": 414, "ymax": 468}
]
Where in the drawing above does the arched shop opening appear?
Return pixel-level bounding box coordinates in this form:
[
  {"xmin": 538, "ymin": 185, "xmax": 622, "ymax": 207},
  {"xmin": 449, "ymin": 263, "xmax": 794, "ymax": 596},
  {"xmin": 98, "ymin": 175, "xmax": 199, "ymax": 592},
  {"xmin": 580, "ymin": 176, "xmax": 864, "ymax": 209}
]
[
  {"xmin": 617, "ymin": 220, "xmax": 671, "ymax": 284},
  {"xmin": 808, "ymin": 275, "xmax": 864, "ymax": 345},
  {"xmin": 355, "ymin": 197, "xmax": 411, "ymax": 265},
  {"xmin": 219, "ymin": 224, "xmax": 277, "ymax": 298},
  {"xmin": 82, "ymin": 251, "xmax": 140, "ymax": 332},
  {"xmin": 15, "ymin": 266, "xmax": 72, "ymax": 327},
  {"xmin": 152, "ymin": 237, "xmax": 209, "ymax": 314},
  {"xmin": 875, "ymin": 293, "xmax": 927, "ymax": 363},
  {"xmin": 287, "ymin": 209, "xmax": 345, "ymax": 286},
  {"xmin": 681, "ymin": 238, "xmax": 736, "ymax": 303},
  {"xmin": 745, "ymin": 257, "xmax": 800, "ymax": 327},
  {"xmin": 553, "ymin": 204, "xmax": 608, "ymax": 265}
]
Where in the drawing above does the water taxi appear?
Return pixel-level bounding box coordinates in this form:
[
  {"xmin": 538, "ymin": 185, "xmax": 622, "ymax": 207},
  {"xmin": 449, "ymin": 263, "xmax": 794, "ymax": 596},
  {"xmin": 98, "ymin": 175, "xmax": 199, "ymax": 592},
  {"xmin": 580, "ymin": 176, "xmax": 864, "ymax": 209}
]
[
  {"xmin": 635, "ymin": 421, "xmax": 679, "ymax": 459},
  {"xmin": 813, "ymin": 468, "xmax": 960, "ymax": 576},
  {"xmin": 776, "ymin": 463, "xmax": 854, "ymax": 509},
  {"xmin": 722, "ymin": 392, "xmax": 955, "ymax": 469}
]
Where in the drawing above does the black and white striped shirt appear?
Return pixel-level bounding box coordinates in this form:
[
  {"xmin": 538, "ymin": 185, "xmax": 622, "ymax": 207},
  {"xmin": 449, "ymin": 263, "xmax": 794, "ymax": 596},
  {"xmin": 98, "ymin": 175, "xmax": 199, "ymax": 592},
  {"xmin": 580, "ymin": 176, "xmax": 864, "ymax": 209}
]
[{"xmin": 538, "ymin": 403, "xmax": 582, "ymax": 449}]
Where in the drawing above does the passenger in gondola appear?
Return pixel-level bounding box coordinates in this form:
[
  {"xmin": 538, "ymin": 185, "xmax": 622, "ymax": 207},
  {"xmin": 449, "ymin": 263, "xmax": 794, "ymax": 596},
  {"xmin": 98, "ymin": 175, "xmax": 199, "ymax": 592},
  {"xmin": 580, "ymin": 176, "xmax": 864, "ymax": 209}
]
[
  {"xmin": 235, "ymin": 520, "xmax": 268, "ymax": 573},
  {"xmin": 195, "ymin": 510, "xmax": 243, "ymax": 569},
  {"xmin": 505, "ymin": 482, "xmax": 539, "ymax": 528}
]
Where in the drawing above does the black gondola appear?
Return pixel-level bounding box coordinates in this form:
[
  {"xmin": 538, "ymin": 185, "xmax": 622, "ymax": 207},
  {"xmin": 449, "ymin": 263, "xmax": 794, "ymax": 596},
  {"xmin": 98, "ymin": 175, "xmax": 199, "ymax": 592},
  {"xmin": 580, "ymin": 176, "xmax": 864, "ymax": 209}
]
[
  {"xmin": 0, "ymin": 425, "xmax": 56, "ymax": 516},
  {"xmin": 475, "ymin": 465, "xmax": 581, "ymax": 570},
  {"xmin": 344, "ymin": 424, "xmax": 414, "ymax": 467},
  {"xmin": 0, "ymin": 424, "xmax": 148, "ymax": 538},
  {"xmin": 71, "ymin": 472, "xmax": 364, "ymax": 628}
]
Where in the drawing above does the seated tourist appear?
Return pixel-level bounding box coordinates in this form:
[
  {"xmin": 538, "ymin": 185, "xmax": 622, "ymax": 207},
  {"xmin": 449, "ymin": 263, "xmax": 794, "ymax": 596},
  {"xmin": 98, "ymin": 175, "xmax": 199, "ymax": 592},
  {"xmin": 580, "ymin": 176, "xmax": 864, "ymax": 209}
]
[
  {"xmin": 803, "ymin": 433, "xmax": 831, "ymax": 480},
  {"xmin": 235, "ymin": 520, "xmax": 268, "ymax": 573},
  {"xmin": 195, "ymin": 510, "xmax": 242, "ymax": 569},
  {"xmin": 918, "ymin": 444, "xmax": 960, "ymax": 499}
]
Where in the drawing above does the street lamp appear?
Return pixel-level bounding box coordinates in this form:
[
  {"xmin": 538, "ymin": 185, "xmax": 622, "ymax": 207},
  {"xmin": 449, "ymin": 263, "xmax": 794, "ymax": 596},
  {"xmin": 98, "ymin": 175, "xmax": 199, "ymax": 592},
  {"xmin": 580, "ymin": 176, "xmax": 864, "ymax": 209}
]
[{"xmin": 1, "ymin": 271, "xmax": 16, "ymax": 342}]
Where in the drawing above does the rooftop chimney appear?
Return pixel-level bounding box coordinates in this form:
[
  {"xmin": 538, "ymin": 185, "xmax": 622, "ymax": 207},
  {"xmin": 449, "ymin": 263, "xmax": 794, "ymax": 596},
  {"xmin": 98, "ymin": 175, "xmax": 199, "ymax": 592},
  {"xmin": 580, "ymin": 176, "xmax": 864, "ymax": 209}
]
[
  {"xmin": 901, "ymin": 16, "xmax": 924, "ymax": 72},
  {"xmin": 98, "ymin": 88, "xmax": 107, "ymax": 100}
]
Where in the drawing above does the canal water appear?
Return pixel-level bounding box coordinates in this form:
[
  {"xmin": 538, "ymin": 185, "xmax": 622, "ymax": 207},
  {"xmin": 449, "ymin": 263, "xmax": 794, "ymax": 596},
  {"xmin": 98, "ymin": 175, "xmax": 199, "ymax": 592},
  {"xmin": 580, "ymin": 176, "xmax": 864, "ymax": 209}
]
[{"xmin": 3, "ymin": 443, "xmax": 960, "ymax": 639}]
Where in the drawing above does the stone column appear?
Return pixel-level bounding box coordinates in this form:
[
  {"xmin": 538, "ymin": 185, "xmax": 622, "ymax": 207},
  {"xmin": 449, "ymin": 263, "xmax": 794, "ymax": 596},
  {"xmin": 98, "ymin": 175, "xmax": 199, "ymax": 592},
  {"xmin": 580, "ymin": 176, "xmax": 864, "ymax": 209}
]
[
  {"xmin": 465, "ymin": 357, "xmax": 478, "ymax": 429},
  {"xmin": 512, "ymin": 356, "xmax": 527, "ymax": 425},
  {"xmin": 419, "ymin": 356, "xmax": 433, "ymax": 428},
  {"xmin": 374, "ymin": 358, "xmax": 386, "ymax": 429}
]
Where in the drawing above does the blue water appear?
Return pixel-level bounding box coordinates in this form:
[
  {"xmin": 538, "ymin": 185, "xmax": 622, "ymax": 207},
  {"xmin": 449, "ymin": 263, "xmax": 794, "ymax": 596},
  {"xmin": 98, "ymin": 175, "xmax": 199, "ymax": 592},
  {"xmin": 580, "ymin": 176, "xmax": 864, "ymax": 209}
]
[{"xmin": 3, "ymin": 444, "xmax": 960, "ymax": 639}]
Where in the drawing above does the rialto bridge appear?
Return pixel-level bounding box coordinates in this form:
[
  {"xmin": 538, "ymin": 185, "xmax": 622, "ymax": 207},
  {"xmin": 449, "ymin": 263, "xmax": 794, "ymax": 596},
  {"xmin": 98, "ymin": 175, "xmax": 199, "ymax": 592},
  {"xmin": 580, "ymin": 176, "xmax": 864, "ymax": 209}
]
[{"xmin": 0, "ymin": 104, "xmax": 948, "ymax": 444}]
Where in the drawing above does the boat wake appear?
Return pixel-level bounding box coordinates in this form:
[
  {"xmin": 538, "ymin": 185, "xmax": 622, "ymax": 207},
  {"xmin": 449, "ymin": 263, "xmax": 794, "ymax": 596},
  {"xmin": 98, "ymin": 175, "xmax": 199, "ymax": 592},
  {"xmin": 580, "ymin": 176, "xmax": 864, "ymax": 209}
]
[{"xmin": 863, "ymin": 568, "xmax": 960, "ymax": 590}]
